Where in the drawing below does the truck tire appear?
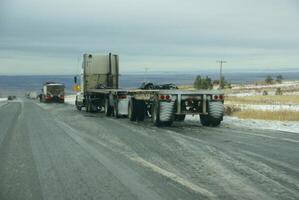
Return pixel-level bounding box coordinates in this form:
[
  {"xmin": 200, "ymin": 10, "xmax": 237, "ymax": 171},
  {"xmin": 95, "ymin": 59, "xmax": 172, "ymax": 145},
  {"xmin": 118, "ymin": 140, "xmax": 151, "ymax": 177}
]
[
  {"xmin": 76, "ymin": 102, "xmax": 82, "ymax": 111},
  {"xmin": 86, "ymin": 101, "xmax": 91, "ymax": 112},
  {"xmin": 128, "ymin": 98, "xmax": 137, "ymax": 121},
  {"xmin": 164, "ymin": 121, "xmax": 173, "ymax": 126},
  {"xmin": 114, "ymin": 101, "xmax": 120, "ymax": 118},
  {"xmin": 152, "ymin": 100, "xmax": 174, "ymax": 127},
  {"xmin": 105, "ymin": 98, "xmax": 113, "ymax": 116},
  {"xmin": 90, "ymin": 104, "xmax": 98, "ymax": 113},
  {"xmin": 136, "ymin": 100, "xmax": 146, "ymax": 121},
  {"xmin": 200, "ymin": 101, "xmax": 224, "ymax": 127},
  {"xmin": 175, "ymin": 114, "xmax": 185, "ymax": 121},
  {"xmin": 75, "ymin": 97, "xmax": 82, "ymax": 111},
  {"xmin": 76, "ymin": 105, "xmax": 82, "ymax": 111},
  {"xmin": 200, "ymin": 115, "xmax": 210, "ymax": 126},
  {"xmin": 86, "ymin": 102, "xmax": 89, "ymax": 112},
  {"xmin": 152, "ymin": 100, "xmax": 161, "ymax": 126}
]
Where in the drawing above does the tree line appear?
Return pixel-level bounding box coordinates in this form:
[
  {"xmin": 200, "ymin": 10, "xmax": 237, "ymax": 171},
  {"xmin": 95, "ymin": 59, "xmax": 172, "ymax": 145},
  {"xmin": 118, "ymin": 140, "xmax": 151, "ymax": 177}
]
[{"xmin": 193, "ymin": 75, "xmax": 231, "ymax": 89}]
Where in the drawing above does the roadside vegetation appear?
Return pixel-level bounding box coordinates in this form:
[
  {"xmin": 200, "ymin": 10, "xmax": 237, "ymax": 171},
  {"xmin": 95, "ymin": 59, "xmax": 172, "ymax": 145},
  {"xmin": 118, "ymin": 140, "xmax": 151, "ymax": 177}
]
[
  {"xmin": 225, "ymin": 95, "xmax": 299, "ymax": 105},
  {"xmin": 193, "ymin": 75, "xmax": 231, "ymax": 89},
  {"xmin": 227, "ymin": 109, "xmax": 299, "ymax": 121},
  {"xmin": 263, "ymin": 74, "xmax": 284, "ymax": 85}
]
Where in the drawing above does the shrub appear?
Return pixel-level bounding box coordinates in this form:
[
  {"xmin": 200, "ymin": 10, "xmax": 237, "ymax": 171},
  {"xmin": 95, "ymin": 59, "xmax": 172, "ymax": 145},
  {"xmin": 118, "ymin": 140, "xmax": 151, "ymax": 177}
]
[
  {"xmin": 275, "ymin": 87, "xmax": 283, "ymax": 95},
  {"xmin": 262, "ymin": 90, "xmax": 268, "ymax": 96},
  {"xmin": 276, "ymin": 75, "xmax": 283, "ymax": 83},
  {"xmin": 224, "ymin": 105, "xmax": 241, "ymax": 115},
  {"xmin": 194, "ymin": 75, "xmax": 213, "ymax": 90},
  {"xmin": 265, "ymin": 76, "xmax": 273, "ymax": 84}
]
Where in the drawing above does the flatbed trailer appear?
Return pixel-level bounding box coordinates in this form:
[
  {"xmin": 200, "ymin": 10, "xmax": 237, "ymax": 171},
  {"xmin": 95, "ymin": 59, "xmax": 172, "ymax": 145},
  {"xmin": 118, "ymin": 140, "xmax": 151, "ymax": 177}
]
[{"xmin": 75, "ymin": 53, "xmax": 224, "ymax": 127}]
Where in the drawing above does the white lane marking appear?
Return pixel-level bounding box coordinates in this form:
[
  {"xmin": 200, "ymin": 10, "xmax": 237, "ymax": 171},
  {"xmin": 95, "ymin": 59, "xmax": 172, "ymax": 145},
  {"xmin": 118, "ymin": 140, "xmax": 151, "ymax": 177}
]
[
  {"xmin": 54, "ymin": 119, "xmax": 162, "ymax": 200},
  {"xmin": 55, "ymin": 119, "xmax": 216, "ymax": 198},
  {"xmin": 130, "ymin": 156, "xmax": 216, "ymax": 198}
]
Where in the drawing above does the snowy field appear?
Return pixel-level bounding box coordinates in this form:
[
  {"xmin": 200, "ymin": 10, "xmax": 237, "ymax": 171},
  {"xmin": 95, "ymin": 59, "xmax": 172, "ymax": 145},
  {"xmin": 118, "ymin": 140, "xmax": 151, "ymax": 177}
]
[
  {"xmin": 185, "ymin": 115, "xmax": 299, "ymax": 134},
  {"xmin": 231, "ymin": 80, "xmax": 299, "ymax": 90},
  {"xmin": 228, "ymin": 80, "xmax": 299, "ymax": 96},
  {"xmin": 225, "ymin": 103, "xmax": 299, "ymax": 112}
]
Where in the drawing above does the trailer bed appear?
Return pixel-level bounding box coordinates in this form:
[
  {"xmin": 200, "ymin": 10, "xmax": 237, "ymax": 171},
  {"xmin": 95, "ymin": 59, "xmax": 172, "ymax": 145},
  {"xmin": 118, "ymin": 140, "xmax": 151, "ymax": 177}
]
[{"xmin": 87, "ymin": 88, "xmax": 223, "ymax": 95}]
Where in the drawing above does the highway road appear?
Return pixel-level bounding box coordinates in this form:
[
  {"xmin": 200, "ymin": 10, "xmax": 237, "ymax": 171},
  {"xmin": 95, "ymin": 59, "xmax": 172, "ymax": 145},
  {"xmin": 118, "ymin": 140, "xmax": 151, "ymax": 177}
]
[{"xmin": 0, "ymin": 99, "xmax": 298, "ymax": 200}]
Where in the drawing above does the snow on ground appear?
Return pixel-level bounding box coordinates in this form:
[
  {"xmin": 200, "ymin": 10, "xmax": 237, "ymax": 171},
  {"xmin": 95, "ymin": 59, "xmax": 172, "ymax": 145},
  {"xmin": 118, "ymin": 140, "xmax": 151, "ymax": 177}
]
[
  {"xmin": 185, "ymin": 115, "xmax": 299, "ymax": 134},
  {"xmin": 228, "ymin": 80, "xmax": 299, "ymax": 97},
  {"xmin": 0, "ymin": 97, "xmax": 8, "ymax": 107},
  {"xmin": 0, "ymin": 98, "xmax": 7, "ymax": 102},
  {"xmin": 225, "ymin": 103, "xmax": 299, "ymax": 112},
  {"xmin": 227, "ymin": 91, "xmax": 277, "ymax": 97},
  {"xmin": 65, "ymin": 95, "xmax": 76, "ymax": 105},
  {"xmin": 223, "ymin": 116, "xmax": 299, "ymax": 134},
  {"xmin": 227, "ymin": 92, "xmax": 259, "ymax": 97}
]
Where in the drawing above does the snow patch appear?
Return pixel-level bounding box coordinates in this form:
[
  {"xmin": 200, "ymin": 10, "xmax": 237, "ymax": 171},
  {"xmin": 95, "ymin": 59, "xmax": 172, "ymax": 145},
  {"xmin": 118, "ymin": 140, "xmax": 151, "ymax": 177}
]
[
  {"xmin": 0, "ymin": 98, "xmax": 7, "ymax": 102},
  {"xmin": 65, "ymin": 95, "xmax": 76, "ymax": 105},
  {"xmin": 226, "ymin": 103, "xmax": 299, "ymax": 112},
  {"xmin": 185, "ymin": 115, "xmax": 299, "ymax": 134},
  {"xmin": 223, "ymin": 116, "xmax": 299, "ymax": 134}
]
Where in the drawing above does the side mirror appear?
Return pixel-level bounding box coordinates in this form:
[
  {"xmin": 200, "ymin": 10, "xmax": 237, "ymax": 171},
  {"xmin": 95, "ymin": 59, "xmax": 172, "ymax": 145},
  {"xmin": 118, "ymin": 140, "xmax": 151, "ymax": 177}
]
[{"xmin": 74, "ymin": 76, "xmax": 77, "ymax": 83}]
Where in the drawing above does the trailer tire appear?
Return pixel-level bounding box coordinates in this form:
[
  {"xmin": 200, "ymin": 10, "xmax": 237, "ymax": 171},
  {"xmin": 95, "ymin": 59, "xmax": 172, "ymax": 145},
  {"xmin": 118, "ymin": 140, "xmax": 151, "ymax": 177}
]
[
  {"xmin": 152, "ymin": 100, "xmax": 174, "ymax": 127},
  {"xmin": 76, "ymin": 105, "xmax": 82, "ymax": 111},
  {"xmin": 87, "ymin": 101, "xmax": 96, "ymax": 113},
  {"xmin": 86, "ymin": 101, "xmax": 92, "ymax": 112},
  {"xmin": 136, "ymin": 100, "xmax": 146, "ymax": 121},
  {"xmin": 152, "ymin": 100, "xmax": 165, "ymax": 126},
  {"xmin": 175, "ymin": 114, "xmax": 185, "ymax": 121},
  {"xmin": 114, "ymin": 101, "xmax": 120, "ymax": 118},
  {"xmin": 105, "ymin": 98, "xmax": 113, "ymax": 116},
  {"xmin": 200, "ymin": 115, "xmax": 211, "ymax": 126},
  {"xmin": 76, "ymin": 102, "xmax": 82, "ymax": 111},
  {"xmin": 85, "ymin": 101, "xmax": 89, "ymax": 112},
  {"xmin": 75, "ymin": 97, "xmax": 82, "ymax": 111},
  {"xmin": 200, "ymin": 101, "xmax": 224, "ymax": 127},
  {"xmin": 128, "ymin": 98, "xmax": 137, "ymax": 121}
]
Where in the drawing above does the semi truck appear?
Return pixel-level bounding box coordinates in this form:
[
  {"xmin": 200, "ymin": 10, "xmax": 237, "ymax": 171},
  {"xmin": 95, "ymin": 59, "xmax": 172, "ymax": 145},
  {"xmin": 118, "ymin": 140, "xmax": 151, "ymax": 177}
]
[
  {"xmin": 40, "ymin": 82, "xmax": 65, "ymax": 103},
  {"xmin": 75, "ymin": 53, "xmax": 224, "ymax": 127}
]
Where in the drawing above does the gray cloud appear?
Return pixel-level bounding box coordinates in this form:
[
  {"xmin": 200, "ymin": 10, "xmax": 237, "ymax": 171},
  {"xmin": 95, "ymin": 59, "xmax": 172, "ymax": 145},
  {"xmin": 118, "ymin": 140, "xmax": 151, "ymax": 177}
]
[{"xmin": 0, "ymin": 0, "xmax": 299, "ymax": 74}]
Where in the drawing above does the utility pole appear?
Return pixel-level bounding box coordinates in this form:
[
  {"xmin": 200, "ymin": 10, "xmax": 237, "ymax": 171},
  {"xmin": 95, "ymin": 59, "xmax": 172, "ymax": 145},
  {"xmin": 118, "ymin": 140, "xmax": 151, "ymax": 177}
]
[{"xmin": 216, "ymin": 60, "xmax": 226, "ymax": 89}]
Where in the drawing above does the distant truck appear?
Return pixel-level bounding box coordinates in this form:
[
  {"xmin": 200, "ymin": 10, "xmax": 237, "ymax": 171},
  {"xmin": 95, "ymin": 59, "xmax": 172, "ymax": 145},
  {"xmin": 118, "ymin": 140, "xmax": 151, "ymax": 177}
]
[
  {"xmin": 26, "ymin": 91, "xmax": 39, "ymax": 99},
  {"xmin": 8, "ymin": 95, "xmax": 17, "ymax": 100},
  {"xmin": 75, "ymin": 53, "xmax": 224, "ymax": 127},
  {"xmin": 40, "ymin": 82, "xmax": 65, "ymax": 103}
]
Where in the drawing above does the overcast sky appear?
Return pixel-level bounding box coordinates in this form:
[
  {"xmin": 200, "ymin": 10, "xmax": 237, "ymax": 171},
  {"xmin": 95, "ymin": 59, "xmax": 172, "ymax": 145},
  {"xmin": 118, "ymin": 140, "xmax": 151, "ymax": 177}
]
[{"xmin": 0, "ymin": 0, "xmax": 298, "ymax": 75}]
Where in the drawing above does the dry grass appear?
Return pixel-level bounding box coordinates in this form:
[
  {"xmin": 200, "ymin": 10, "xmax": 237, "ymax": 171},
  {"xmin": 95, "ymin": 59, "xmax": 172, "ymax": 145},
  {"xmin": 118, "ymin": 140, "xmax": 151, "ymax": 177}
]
[
  {"xmin": 178, "ymin": 85, "xmax": 195, "ymax": 90},
  {"xmin": 232, "ymin": 109, "xmax": 299, "ymax": 121},
  {"xmin": 225, "ymin": 95, "xmax": 299, "ymax": 105}
]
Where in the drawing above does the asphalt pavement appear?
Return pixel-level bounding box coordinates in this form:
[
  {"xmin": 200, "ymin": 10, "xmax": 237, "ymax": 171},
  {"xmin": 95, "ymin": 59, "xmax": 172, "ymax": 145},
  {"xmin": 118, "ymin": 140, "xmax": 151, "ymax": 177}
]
[{"xmin": 0, "ymin": 99, "xmax": 298, "ymax": 200}]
